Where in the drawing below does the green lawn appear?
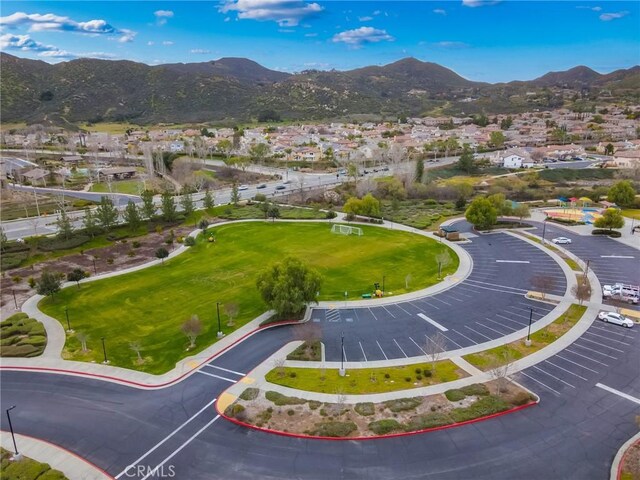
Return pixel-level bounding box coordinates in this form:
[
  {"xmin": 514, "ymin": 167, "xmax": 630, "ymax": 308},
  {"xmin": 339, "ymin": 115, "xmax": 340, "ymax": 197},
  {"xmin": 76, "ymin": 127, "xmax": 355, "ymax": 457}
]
[
  {"xmin": 39, "ymin": 222, "xmax": 457, "ymax": 373},
  {"xmin": 621, "ymin": 209, "xmax": 640, "ymax": 220},
  {"xmin": 265, "ymin": 360, "xmax": 465, "ymax": 394},
  {"xmin": 90, "ymin": 180, "xmax": 143, "ymax": 195}
]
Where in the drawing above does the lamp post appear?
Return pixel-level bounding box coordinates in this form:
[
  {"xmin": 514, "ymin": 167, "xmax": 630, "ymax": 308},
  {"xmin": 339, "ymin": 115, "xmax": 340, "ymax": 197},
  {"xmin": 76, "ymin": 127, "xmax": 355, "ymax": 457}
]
[
  {"xmin": 525, "ymin": 308, "xmax": 534, "ymax": 346},
  {"xmin": 101, "ymin": 337, "xmax": 108, "ymax": 364},
  {"xmin": 6, "ymin": 405, "xmax": 21, "ymax": 460},
  {"xmin": 64, "ymin": 306, "xmax": 71, "ymax": 332},
  {"xmin": 382, "ymin": 275, "xmax": 386, "ymax": 296},
  {"xmin": 541, "ymin": 219, "xmax": 547, "ymax": 244},
  {"xmin": 339, "ymin": 331, "xmax": 346, "ymax": 377},
  {"xmin": 92, "ymin": 257, "xmax": 97, "ymax": 275},
  {"xmin": 216, "ymin": 302, "xmax": 224, "ymax": 338},
  {"xmin": 12, "ymin": 290, "xmax": 17, "ymax": 309}
]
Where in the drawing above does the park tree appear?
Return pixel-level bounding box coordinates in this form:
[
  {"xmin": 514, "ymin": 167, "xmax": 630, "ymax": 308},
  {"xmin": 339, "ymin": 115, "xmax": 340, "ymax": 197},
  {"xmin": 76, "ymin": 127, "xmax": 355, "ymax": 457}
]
[
  {"xmin": 217, "ymin": 139, "xmax": 233, "ymax": 159},
  {"xmin": 594, "ymin": 208, "xmax": 625, "ymax": 232},
  {"xmin": 250, "ymin": 143, "xmax": 271, "ymax": 163},
  {"xmin": 36, "ymin": 271, "xmax": 62, "ymax": 299},
  {"xmin": 82, "ymin": 208, "xmax": 100, "ymax": 238},
  {"xmin": 140, "ymin": 190, "xmax": 156, "ymax": 219},
  {"xmin": 230, "ymin": 183, "xmax": 240, "ymax": 205},
  {"xmin": 155, "ymin": 247, "xmax": 169, "ymax": 264},
  {"xmin": 513, "ymin": 203, "xmax": 531, "ymax": 224},
  {"xmin": 224, "ymin": 302, "xmax": 239, "ymax": 327},
  {"xmin": 465, "ymin": 197, "xmax": 498, "ymax": 230},
  {"xmin": 500, "ymin": 116, "xmax": 513, "ymax": 130},
  {"xmin": 160, "ymin": 191, "xmax": 178, "ymax": 222},
  {"xmin": 343, "ymin": 197, "xmax": 363, "ymax": 220},
  {"xmin": 531, "ymin": 274, "xmax": 556, "ymax": 300},
  {"xmin": 360, "ymin": 193, "xmax": 381, "ymax": 218},
  {"xmin": 67, "ymin": 268, "xmax": 86, "ymax": 288},
  {"xmin": 489, "ymin": 131, "xmax": 506, "ymax": 149},
  {"xmin": 96, "ymin": 196, "xmax": 119, "ymax": 231},
  {"xmin": 604, "ymin": 143, "xmax": 615, "ymax": 155},
  {"xmin": 76, "ymin": 332, "xmax": 89, "ymax": 352},
  {"xmin": 435, "ymin": 250, "xmax": 452, "ymax": 279},
  {"xmin": 124, "ymin": 201, "xmax": 142, "ymax": 231},
  {"xmin": 268, "ymin": 204, "xmax": 280, "ymax": 222},
  {"xmin": 181, "ymin": 314, "xmax": 203, "ymax": 349},
  {"xmin": 488, "ymin": 193, "xmax": 513, "ymax": 216},
  {"xmin": 572, "ymin": 281, "xmax": 592, "ymax": 306},
  {"xmin": 415, "ymin": 158, "xmax": 424, "ymax": 183},
  {"xmin": 456, "ymin": 145, "xmax": 475, "ymax": 174},
  {"xmin": 608, "ymin": 180, "xmax": 636, "ymax": 207},
  {"xmin": 256, "ymin": 257, "xmax": 322, "ymax": 317},
  {"xmin": 180, "ymin": 191, "xmax": 195, "ymax": 218},
  {"xmin": 129, "ymin": 341, "xmax": 144, "ymax": 364},
  {"xmin": 425, "ymin": 332, "xmax": 447, "ymax": 372},
  {"xmin": 203, "ymin": 189, "xmax": 215, "ymax": 210},
  {"xmin": 488, "ymin": 350, "xmax": 515, "ymax": 396},
  {"xmin": 0, "ymin": 227, "xmax": 7, "ymax": 253},
  {"xmin": 55, "ymin": 210, "xmax": 74, "ymax": 240}
]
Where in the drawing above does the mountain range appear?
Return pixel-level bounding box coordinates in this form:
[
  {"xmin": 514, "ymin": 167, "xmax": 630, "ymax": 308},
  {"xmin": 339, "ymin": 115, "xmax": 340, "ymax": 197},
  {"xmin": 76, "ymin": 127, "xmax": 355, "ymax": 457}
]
[{"xmin": 1, "ymin": 53, "xmax": 638, "ymax": 127}]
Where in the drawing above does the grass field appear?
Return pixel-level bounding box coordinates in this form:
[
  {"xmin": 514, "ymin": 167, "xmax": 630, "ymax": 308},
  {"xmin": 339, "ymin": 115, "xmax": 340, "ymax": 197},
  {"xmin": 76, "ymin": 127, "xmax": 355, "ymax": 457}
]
[
  {"xmin": 621, "ymin": 209, "xmax": 640, "ymax": 220},
  {"xmin": 39, "ymin": 222, "xmax": 457, "ymax": 373},
  {"xmin": 265, "ymin": 360, "xmax": 465, "ymax": 394},
  {"xmin": 90, "ymin": 180, "xmax": 144, "ymax": 195}
]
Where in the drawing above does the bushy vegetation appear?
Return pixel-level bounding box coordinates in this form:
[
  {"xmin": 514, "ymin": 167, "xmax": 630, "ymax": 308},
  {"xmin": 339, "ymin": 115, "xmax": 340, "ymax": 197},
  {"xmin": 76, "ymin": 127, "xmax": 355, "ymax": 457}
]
[
  {"xmin": 368, "ymin": 419, "xmax": 403, "ymax": 435},
  {"xmin": 239, "ymin": 388, "xmax": 260, "ymax": 401},
  {"xmin": 265, "ymin": 391, "xmax": 307, "ymax": 406},
  {"xmin": 354, "ymin": 402, "xmax": 375, "ymax": 416},
  {"xmin": 308, "ymin": 421, "xmax": 357, "ymax": 437},
  {"xmin": 0, "ymin": 313, "xmax": 47, "ymax": 357},
  {"xmin": 286, "ymin": 341, "xmax": 321, "ymax": 361},
  {"xmin": 0, "ymin": 447, "xmax": 68, "ymax": 480}
]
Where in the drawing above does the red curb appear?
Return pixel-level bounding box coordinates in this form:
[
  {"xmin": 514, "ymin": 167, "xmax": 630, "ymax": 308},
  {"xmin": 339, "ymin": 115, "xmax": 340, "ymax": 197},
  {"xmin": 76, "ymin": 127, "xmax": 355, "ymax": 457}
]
[
  {"xmin": 0, "ymin": 429, "xmax": 114, "ymax": 479},
  {"xmin": 0, "ymin": 319, "xmax": 301, "ymax": 389},
  {"xmin": 617, "ymin": 438, "xmax": 640, "ymax": 480},
  {"xmin": 215, "ymin": 398, "xmax": 538, "ymax": 441}
]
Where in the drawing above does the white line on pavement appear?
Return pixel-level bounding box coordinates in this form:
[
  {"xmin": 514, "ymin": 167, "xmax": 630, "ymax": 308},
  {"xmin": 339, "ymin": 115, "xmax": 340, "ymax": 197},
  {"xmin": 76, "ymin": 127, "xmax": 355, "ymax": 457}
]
[
  {"xmin": 555, "ymin": 354, "xmax": 599, "ymax": 374},
  {"xmin": 564, "ymin": 348, "xmax": 610, "ymax": 366},
  {"xmin": 197, "ymin": 370, "xmax": 237, "ymax": 383},
  {"xmin": 464, "ymin": 325, "xmax": 492, "ymax": 341},
  {"xmin": 571, "ymin": 343, "xmax": 618, "ymax": 359},
  {"xmin": 463, "ymin": 279, "xmax": 529, "ymax": 292},
  {"xmin": 115, "ymin": 398, "xmax": 217, "ymax": 479},
  {"xmin": 381, "ymin": 305, "xmax": 397, "ymax": 318},
  {"xmin": 543, "ymin": 360, "xmax": 588, "ymax": 381},
  {"xmin": 483, "ymin": 317, "xmax": 518, "ymax": 332},
  {"xmin": 577, "ymin": 337, "xmax": 624, "ymax": 353},
  {"xmin": 520, "ymin": 371, "xmax": 560, "ymax": 396},
  {"xmin": 450, "ymin": 329, "xmax": 477, "ymax": 345},
  {"xmin": 496, "ymin": 260, "xmax": 531, "ymax": 264},
  {"xmin": 600, "ymin": 255, "xmax": 635, "ymax": 259},
  {"xmin": 439, "ymin": 332, "xmax": 463, "ymax": 349},
  {"xmin": 376, "ymin": 340, "xmax": 388, "ymax": 360},
  {"xmin": 417, "ymin": 313, "xmax": 448, "ymax": 332},
  {"xmin": 596, "ymin": 383, "xmax": 640, "ymax": 405},
  {"xmin": 408, "ymin": 336, "xmax": 427, "ymax": 354},
  {"xmin": 358, "ymin": 341, "xmax": 368, "ymax": 362},
  {"xmin": 475, "ymin": 322, "xmax": 505, "ymax": 336},
  {"xmin": 494, "ymin": 314, "xmax": 527, "ymax": 328},
  {"xmin": 393, "ymin": 338, "xmax": 408, "ymax": 358},
  {"xmin": 204, "ymin": 364, "xmax": 245, "ymax": 376},
  {"xmin": 531, "ymin": 365, "xmax": 575, "ymax": 388},
  {"xmin": 584, "ymin": 331, "xmax": 631, "ymax": 346},
  {"xmin": 368, "ymin": 308, "xmax": 379, "ymax": 321},
  {"xmin": 140, "ymin": 415, "xmax": 221, "ymax": 480},
  {"xmin": 395, "ymin": 303, "xmax": 414, "ymax": 315}
]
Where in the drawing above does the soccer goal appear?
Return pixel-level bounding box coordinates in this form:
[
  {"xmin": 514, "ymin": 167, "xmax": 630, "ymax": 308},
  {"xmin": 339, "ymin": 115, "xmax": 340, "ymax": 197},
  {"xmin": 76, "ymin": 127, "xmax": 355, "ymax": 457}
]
[{"xmin": 331, "ymin": 224, "xmax": 363, "ymax": 236}]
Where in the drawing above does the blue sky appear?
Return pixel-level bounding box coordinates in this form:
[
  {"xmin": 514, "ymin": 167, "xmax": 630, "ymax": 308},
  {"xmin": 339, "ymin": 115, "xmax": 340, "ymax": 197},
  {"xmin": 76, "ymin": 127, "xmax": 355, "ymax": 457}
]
[{"xmin": 1, "ymin": 1, "xmax": 638, "ymax": 82}]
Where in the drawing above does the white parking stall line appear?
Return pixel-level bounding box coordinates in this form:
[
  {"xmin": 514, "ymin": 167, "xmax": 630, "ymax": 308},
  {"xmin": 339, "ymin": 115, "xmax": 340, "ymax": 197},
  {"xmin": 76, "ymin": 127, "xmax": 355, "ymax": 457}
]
[
  {"xmin": 393, "ymin": 339, "xmax": 408, "ymax": 358},
  {"xmin": 571, "ymin": 343, "xmax": 618, "ymax": 359},
  {"xmin": 531, "ymin": 365, "xmax": 575, "ymax": 388},
  {"xmin": 444, "ymin": 294, "xmax": 465, "ymax": 303},
  {"xmin": 564, "ymin": 348, "xmax": 610, "ymax": 366},
  {"xmin": 495, "ymin": 314, "xmax": 526, "ymax": 328},
  {"xmin": 450, "ymin": 290, "xmax": 473, "ymax": 298},
  {"xmin": 358, "ymin": 341, "xmax": 368, "ymax": 362},
  {"xmin": 555, "ymin": 354, "xmax": 599, "ymax": 374},
  {"xmin": 204, "ymin": 364, "xmax": 245, "ymax": 376},
  {"xmin": 475, "ymin": 322, "xmax": 506, "ymax": 336},
  {"xmin": 114, "ymin": 398, "xmax": 218, "ymax": 479},
  {"xmin": 517, "ymin": 302, "xmax": 553, "ymax": 312},
  {"xmin": 584, "ymin": 330, "xmax": 631, "ymax": 346},
  {"xmin": 376, "ymin": 340, "xmax": 389, "ymax": 360},
  {"xmin": 439, "ymin": 332, "xmax": 463, "ymax": 349},
  {"xmin": 501, "ymin": 309, "xmax": 540, "ymax": 322},
  {"xmin": 496, "ymin": 260, "xmax": 531, "ymax": 264},
  {"xmin": 413, "ymin": 299, "xmax": 440, "ymax": 310},
  {"xmin": 543, "ymin": 360, "xmax": 588, "ymax": 381},
  {"xmin": 368, "ymin": 308, "xmax": 379, "ymax": 321},
  {"xmin": 596, "ymin": 383, "xmax": 640, "ymax": 405},
  {"xmin": 463, "ymin": 279, "xmax": 529, "ymax": 293},
  {"xmin": 464, "ymin": 325, "xmax": 493, "ymax": 341},
  {"xmin": 458, "ymin": 284, "xmax": 525, "ymax": 296},
  {"xmin": 450, "ymin": 329, "xmax": 478, "ymax": 345},
  {"xmin": 577, "ymin": 337, "xmax": 625, "ymax": 353},
  {"xmin": 483, "ymin": 317, "xmax": 518, "ymax": 332},
  {"xmin": 508, "ymin": 306, "xmax": 547, "ymax": 317},
  {"xmin": 417, "ymin": 313, "xmax": 448, "ymax": 331},
  {"xmin": 395, "ymin": 303, "xmax": 415, "ymax": 315},
  {"xmin": 590, "ymin": 324, "xmax": 636, "ymax": 338},
  {"xmin": 600, "ymin": 255, "xmax": 635, "ymax": 259},
  {"xmin": 381, "ymin": 305, "xmax": 397, "ymax": 318},
  {"xmin": 197, "ymin": 370, "xmax": 237, "ymax": 383},
  {"xmin": 520, "ymin": 371, "xmax": 561, "ymax": 396},
  {"xmin": 409, "ymin": 336, "xmax": 427, "ymax": 354},
  {"xmin": 431, "ymin": 296, "xmax": 453, "ymax": 307}
]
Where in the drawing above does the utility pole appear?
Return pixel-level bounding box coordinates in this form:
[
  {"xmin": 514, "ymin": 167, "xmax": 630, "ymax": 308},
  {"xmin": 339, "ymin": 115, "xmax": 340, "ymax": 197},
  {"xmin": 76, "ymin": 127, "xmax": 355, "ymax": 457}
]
[
  {"xmin": 216, "ymin": 302, "xmax": 224, "ymax": 338},
  {"xmin": 12, "ymin": 290, "xmax": 17, "ymax": 309},
  {"xmin": 6, "ymin": 406, "xmax": 21, "ymax": 460},
  {"xmin": 339, "ymin": 331, "xmax": 345, "ymax": 377},
  {"xmin": 525, "ymin": 308, "xmax": 534, "ymax": 346}
]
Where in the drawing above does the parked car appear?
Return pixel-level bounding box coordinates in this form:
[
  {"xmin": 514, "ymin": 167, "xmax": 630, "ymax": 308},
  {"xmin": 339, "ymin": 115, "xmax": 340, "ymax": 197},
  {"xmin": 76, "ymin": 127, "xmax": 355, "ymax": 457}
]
[
  {"xmin": 598, "ymin": 311, "xmax": 634, "ymax": 328},
  {"xmin": 552, "ymin": 237, "xmax": 572, "ymax": 244},
  {"xmin": 256, "ymin": 184, "xmax": 267, "ymax": 189},
  {"xmin": 275, "ymin": 185, "xmax": 286, "ymax": 190},
  {"xmin": 283, "ymin": 179, "xmax": 292, "ymax": 184},
  {"xmin": 603, "ymin": 283, "xmax": 639, "ymax": 304},
  {"xmin": 238, "ymin": 184, "xmax": 249, "ymax": 191}
]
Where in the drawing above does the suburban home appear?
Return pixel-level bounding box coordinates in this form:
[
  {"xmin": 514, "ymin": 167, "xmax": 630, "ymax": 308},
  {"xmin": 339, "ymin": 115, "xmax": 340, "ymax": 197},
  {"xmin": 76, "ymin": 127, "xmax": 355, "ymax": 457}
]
[
  {"xmin": 502, "ymin": 154, "xmax": 526, "ymax": 168},
  {"xmin": 610, "ymin": 150, "xmax": 640, "ymax": 168},
  {"xmin": 19, "ymin": 168, "xmax": 49, "ymax": 186},
  {"xmin": 97, "ymin": 167, "xmax": 137, "ymax": 180},
  {"xmin": 60, "ymin": 155, "xmax": 83, "ymax": 164}
]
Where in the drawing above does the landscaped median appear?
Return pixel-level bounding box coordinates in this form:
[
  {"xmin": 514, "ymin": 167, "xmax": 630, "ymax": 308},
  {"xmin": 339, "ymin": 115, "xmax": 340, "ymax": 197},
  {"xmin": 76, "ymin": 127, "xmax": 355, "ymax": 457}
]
[{"xmin": 219, "ymin": 381, "xmax": 536, "ymax": 439}]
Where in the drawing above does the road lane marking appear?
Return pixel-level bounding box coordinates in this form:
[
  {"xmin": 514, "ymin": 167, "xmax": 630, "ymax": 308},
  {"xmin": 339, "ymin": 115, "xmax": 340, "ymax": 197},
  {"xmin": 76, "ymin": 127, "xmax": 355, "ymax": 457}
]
[
  {"xmin": 204, "ymin": 364, "xmax": 246, "ymax": 376},
  {"xmin": 554, "ymin": 354, "xmax": 599, "ymax": 374},
  {"xmin": 531, "ymin": 365, "xmax": 575, "ymax": 388},
  {"xmin": 408, "ymin": 336, "xmax": 427, "ymax": 354},
  {"xmin": 543, "ymin": 360, "xmax": 588, "ymax": 381},
  {"xmin": 376, "ymin": 340, "xmax": 388, "ymax": 360},
  {"xmin": 417, "ymin": 313, "xmax": 448, "ymax": 332},
  {"xmin": 430, "ymin": 297, "xmax": 452, "ymax": 307},
  {"xmin": 600, "ymin": 255, "xmax": 635, "ymax": 259},
  {"xmin": 115, "ymin": 398, "xmax": 217, "ymax": 479},
  {"xmin": 496, "ymin": 260, "xmax": 530, "ymax": 264},
  {"xmin": 520, "ymin": 371, "xmax": 560, "ymax": 395},
  {"xmin": 197, "ymin": 370, "xmax": 237, "ymax": 383},
  {"xmin": 596, "ymin": 383, "xmax": 640, "ymax": 405},
  {"xmin": 393, "ymin": 338, "xmax": 408, "ymax": 358},
  {"xmin": 140, "ymin": 415, "xmax": 221, "ymax": 480},
  {"xmin": 358, "ymin": 341, "xmax": 368, "ymax": 362},
  {"xmin": 414, "ymin": 299, "xmax": 440, "ymax": 310}
]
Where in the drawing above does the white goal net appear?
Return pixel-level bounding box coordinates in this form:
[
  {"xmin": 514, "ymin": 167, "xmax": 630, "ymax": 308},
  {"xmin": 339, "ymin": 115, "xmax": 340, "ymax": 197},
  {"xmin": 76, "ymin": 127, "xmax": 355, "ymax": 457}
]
[{"xmin": 331, "ymin": 224, "xmax": 363, "ymax": 236}]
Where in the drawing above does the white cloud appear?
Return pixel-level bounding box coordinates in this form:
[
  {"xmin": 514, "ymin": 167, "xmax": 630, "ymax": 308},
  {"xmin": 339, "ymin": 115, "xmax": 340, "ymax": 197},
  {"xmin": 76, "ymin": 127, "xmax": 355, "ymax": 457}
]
[
  {"xmin": 219, "ymin": 0, "xmax": 324, "ymax": 27},
  {"xmin": 592, "ymin": 6, "xmax": 602, "ymax": 11},
  {"xmin": 433, "ymin": 9, "xmax": 447, "ymax": 15},
  {"xmin": 304, "ymin": 32, "xmax": 317, "ymax": 37},
  {"xmin": 332, "ymin": 26, "xmax": 394, "ymax": 47},
  {"xmin": 77, "ymin": 51, "xmax": 117, "ymax": 59},
  {"xmin": 161, "ymin": 40, "xmax": 174, "ymax": 45},
  {"xmin": 147, "ymin": 41, "xmax": 155, "ymax": 46},
  {"xmin": 190, "ymin": 48, "xmax": 211, "ymax": 54},
  {"xmin": 434, "ymin": 41, "xmax": 469, "ymax": 48},
  {"xmin": 0, "ymin": 33, "xmax": 71, "ymax": 56},
  {"xmin": 599, "ymin": 11, "xmax": 629, "ymax": 21},
  {"xmin": 358, "ymin": 16, "xmax": 373, "ymax": 21},
  {"xmin": 118, "ymin": 29, "xmax": 136, "ymax": 43},
  {"xmin": 154, "ymin": 10, "xmax": 174, "ymax": 26},
  {"xmin": 278, "ymin": 28, "xmax": 295, "ymax": 33},
  {"xmin": 224, "ymin": 17, "xmax": 231, "ymax": 22},
  {"xmin": 462, "ymin": 0, "xmax": 500, "ymax": 7},
  {"xmin": 577, "ymin": 5, "xmax": 603, "ymax": 11}
]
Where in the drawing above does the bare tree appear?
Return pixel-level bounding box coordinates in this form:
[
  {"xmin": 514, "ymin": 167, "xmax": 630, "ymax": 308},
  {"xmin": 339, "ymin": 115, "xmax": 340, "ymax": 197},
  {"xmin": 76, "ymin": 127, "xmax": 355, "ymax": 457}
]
[
  {"xmin": 181, "ymin": 314, "xmax": 203, "ymax": 349},
  {"xmin": 435, "ymin": 251, "xmax": 452, "ymax": 279},
  {"xmin": 424, "ymin": 332, "xmax": 447, "ymax": 372},
  {"xmin": 76, "ymin": 332, "xmax": 89, "ymax": 353},
  {"xmin": 224, "ymin": 302, "xmax": 239, "ymax": 327},
  {"xmin": 130, "ymin": 341, "xmax": 143, "ymax": 364},
  {"xmin": 272, "ymin": 357, "xmax": 286, "ymax": 378},
  {"xmin": 571, "ymin": 281, "xmax": 591, "ymax": 305},
  {"xmin": 488, "ymin": 350, "xmax": 515, "ymax": 396},
  {"xmin": 530, "ymin": 275, "xmax": 556, "ymax": 300},
  {"xmin": 295, "ymin": 322, "xmax": 322, "ymax": 358},
  {"xmin": 405, "ymin": 274, "xmax": 412, "ymax": 289}
]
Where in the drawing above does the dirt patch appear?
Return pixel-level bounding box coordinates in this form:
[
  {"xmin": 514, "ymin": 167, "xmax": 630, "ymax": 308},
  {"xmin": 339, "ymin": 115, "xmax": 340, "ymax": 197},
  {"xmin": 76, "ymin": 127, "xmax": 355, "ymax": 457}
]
[{"xmin": 621, "ymin": 441, "xmax": 640, "ymax": 480}]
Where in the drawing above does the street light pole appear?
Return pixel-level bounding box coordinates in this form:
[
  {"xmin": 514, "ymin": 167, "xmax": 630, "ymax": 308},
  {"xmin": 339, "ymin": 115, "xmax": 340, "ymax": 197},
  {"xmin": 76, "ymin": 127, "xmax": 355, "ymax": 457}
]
[
  {"xmin": 542, "ymin": 219, "xmax": 547, "ymax": 244},
  {"xmin": 92, "ymin": 258, "xmax": 97, "ymax": 275},
  {"xmin": 6, "ymin": 405, "xmax": 21, "ymax": 460},
  {"xmin": 64, "ymin": 306, "xmax": 71, "ymax": 332},
  {"xmin": 525, "ymin": 308, "xmax": 534, "ymax": 346},
  {"xmin": 216, "ymin": 302, "xmax": 224, "ymax": 338},
  {"xmin": 339, "ymin": 331, "xmax": 345, "ymax": 377},
  {"xmin": 12, "ymin": 290, "xmax": 17, "ymax": 309},
  {"xmin": 101, "ymin": 337, "xmax": 108, "ymax": 364}
]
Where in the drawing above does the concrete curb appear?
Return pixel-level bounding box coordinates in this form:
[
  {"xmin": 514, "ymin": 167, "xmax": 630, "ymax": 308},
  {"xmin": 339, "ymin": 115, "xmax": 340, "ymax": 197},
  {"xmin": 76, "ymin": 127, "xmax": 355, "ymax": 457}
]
[
  {"xmin": 0, "ymin": 430, "xmax": 113, "ymax": 480},
  {"xmin": 611, "ymin": 432, "xmax": 640, "ymax": 480}
]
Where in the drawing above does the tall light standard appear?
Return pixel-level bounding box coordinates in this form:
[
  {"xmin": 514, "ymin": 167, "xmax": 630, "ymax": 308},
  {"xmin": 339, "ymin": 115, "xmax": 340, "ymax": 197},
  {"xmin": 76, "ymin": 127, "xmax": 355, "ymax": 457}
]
[
  {"xmin": 541, "ymin": 219, "xmax": 548, "ymax": 244},
  {"xmin": 525, "ymin": 308, "xmax": 534, "ymax": 346},
  {"xmin": 101, "ymin": 337, "xmax": 108, "ymax": 364},
  {"xmin": 6, "ymin": 405, "xmax": 21, "ymax": 460},
  {"xmin": 64, "ymin": 306, "xmax": 72, "ymax": 332},
  {"xmin": 216, "ymin": 302, "xmax": 224, "ymax": 338},
  {"xmin": 339, "ymin": 331, "xmax": 346, "ymax": 377}
]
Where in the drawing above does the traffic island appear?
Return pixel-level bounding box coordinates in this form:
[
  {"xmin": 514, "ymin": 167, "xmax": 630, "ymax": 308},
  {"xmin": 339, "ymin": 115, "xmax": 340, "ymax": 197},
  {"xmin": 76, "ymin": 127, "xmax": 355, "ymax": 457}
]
[{"xmin": 218, "ymin": 380, "xmax": 537, "ymax": 439}]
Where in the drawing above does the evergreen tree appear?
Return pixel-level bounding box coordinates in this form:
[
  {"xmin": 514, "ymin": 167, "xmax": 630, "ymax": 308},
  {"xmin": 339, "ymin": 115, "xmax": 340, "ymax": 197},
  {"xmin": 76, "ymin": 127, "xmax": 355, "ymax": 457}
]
[
  {"xmin": 82, "ymin": 208, "xmax": 100, "ymax": 238},
  {"xmin": 415, "ymin": 158, "xmax": 424, "ymax": 183},
  {"xmin": 180, "ymin": 192, "xmax": 195, "ymax": 218},
  {"xmin": 96, "ymin": 197, "xmax": 119, "ymax": 231},
  {"xmin": 160, "ymin": 191, "xmax": 178, "ymax": 222},
  {"xmin": 456, "ymin": 145, "xmax": 476, "ymax": 174},
  {"xmin": 124, "ymin": 201, "xmax": 142, "ymax": 231},
  {"xmin": 140, "ymin": 190, "xmax": 156, "ymax": 219},
  {"xmin": 203, "ymin": 189, "xmax": 215, "ymax": 210},
  {"xmin": 55, "ymin": 210, "xmax": 74, "ymax": 240},
  {"xmin": 230, "ymin": 184, "xmax": 240, "ymax": 205}
]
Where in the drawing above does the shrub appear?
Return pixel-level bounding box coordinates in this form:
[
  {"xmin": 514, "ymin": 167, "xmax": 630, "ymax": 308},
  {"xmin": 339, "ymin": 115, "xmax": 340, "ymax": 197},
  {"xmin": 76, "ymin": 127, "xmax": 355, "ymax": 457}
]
[
  {"xmin": 287, "ymin": 409, "xmax": 295, "ymax": 416},
  {"xmin": 184, "ymin": 236, "xmax": 196, "ymax": 246},
  {"xmin": 460, "ymin": 384, "xmax": 490, "ymax": 397},
  {"xmin": 416, "ymin": 375, "xmax": 422, "ymax": 380},
  {"xmin": 445, "ymin": 389, "xmax": 466, "ymax": 402},
  {"xmin": 325, "ymin": 210, "xmax": 337, "ymax": 219},
  {"xmin": 414, "ymin": 368, "xmax": 422, "ymax": 374},
  {"xmin": 449, "ymin": 395, "xmax": 510, "ymax": 423},
  {"xmin": 254, "ymin": 194, "xmax": 267, "ymax": 202},
  {"xmin": 308, "ymin": 400, "xmax": 322, "ymax": 410},
  {"xmin": 127, "ymin": 250, "xmax": 135, "ymax": 257},
  {"xmin": 132, "ymin": 241, "xmax": 142, "ymax": 248},
  {"xmin": 1, "ymin": 252, "xmax": 28, "ymax": 270},
  {"xmin": 511, "ymin": 391, "xmax": 534, "ymax": 406},
  {"xmin": 354, "ymin": 402, "xmax": 375, "ymax": 416},
  {"xmin": 405, "ymin": 377, "xmax": 412, "ymax": 382},
  {"xmin": 38, "ymin": 235, "xmax": 89, "ymax": 251},
  {"xmin": 28, "ymin": 277, "xmax": 36, "ymax": 288},
  {"xmin": 309, "ymin": 421, "xmax": 357, "ymax": 437},
  {"xmin": 368, "ymin": 419, "xmax": 402, "ymax": 435},
  {"xmin": 383, "ymin": 397, "xmax": 423, "ymax": 412},
  {"xmin": 239, "ymin": 388, "xmax": 259, "ymax": 401},
  {"xmin": 286, "ymin": 341, "xmax": 321, "ymax": 361},
  {"xmin": 384, "ymin": 373, "xmax": 390, "ymax": 379},
  {"xmin": 404, "ymin": 412, "xmax": 453, "ymax": 431},
  {"xmin": 265, "ymin": 391, "xmax": 306, "ymax": 406},
  {"xmin": 289, "ymin": 371, "xmax": 297, "ymax": 378},
  {"xmin": 224, "ymin": 403, "xmax": 246, "ymax": 419},
  {"xmin": 592, "ymin": 229, "xmax": 621, "ymax": 238},
  {"xmin": 1, "ymin": 344, "xmax": 39, "ymax": 357},
  {"xmin": 423, "ymin": 369, "xmax": 432, "ymax": 377}
]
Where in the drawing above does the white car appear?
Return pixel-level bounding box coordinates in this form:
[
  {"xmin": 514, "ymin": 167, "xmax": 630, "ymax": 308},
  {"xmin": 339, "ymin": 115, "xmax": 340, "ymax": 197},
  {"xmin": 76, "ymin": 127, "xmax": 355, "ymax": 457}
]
[
  {"xmin": 238, "ymin": 184, "xmax": 249, "ymax": 191},
  {"xmin": 552, "ymin": 237, "xmax": 572, "ymax": 244},
  {"xmin": 598, "ymin": 311, "xmax": 634, "ymax": 328}
]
